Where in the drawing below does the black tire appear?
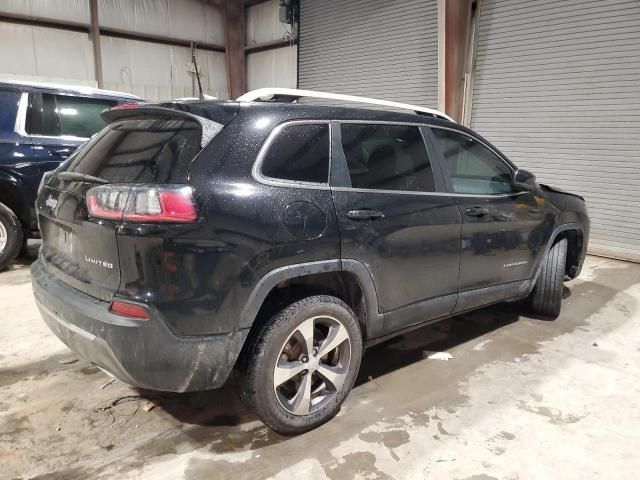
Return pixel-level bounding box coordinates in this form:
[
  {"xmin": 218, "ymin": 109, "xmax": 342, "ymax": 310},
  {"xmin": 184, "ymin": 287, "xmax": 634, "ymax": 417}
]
[
  {"xmin": 238, "ymin": 295, "xmax": 363, "ymax": 435},
  {"xmin": 530, "ymin": 238, "xmax": 567, "ymax": 318},
  {"xmin": 0, "ymin": 202, "xmax": 23, "ymax": 271}
]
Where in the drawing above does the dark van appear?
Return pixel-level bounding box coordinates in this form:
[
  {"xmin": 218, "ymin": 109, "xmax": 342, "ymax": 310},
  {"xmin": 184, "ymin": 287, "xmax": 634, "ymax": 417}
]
[{"xmin": 0, "ymin": 80, "xmax": 139, "ymax": 269}]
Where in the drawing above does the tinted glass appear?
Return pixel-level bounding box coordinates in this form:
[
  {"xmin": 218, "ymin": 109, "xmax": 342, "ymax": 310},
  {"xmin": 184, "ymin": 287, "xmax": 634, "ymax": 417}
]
[
  {"xmin": 341, "ymin": 124, "xmax": 435, "ymax": 192},
  {"xmin": 55, "ymin": 95, "xmax": 117, "ymax": 137},
  {"xmin": 0, "ymin": 90, "xmax": 19, "ymax": 134},
  {"xmin": 431, "ymin": 128, "xmax": 514, "ymax": 194},
  {"xmin": 261, "ymin": 124, "xmax": 329, "ymax": 183},
  {"xmin": 26, "ymin": 93, "xmax": 59, "ymax": 136},
  {"xmin": 26, "ymin": 94, "xmax": 116, "ymax": 138},
  {"xmin": 62, "ymin": 118, "xmax": 202, "ymax": 183}
]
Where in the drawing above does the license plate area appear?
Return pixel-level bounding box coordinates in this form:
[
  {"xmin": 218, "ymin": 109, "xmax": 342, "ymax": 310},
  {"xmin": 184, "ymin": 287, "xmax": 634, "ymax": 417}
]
[{"xmin": 52, "ymin": 224, "xmax": 75, "ymax": 259}]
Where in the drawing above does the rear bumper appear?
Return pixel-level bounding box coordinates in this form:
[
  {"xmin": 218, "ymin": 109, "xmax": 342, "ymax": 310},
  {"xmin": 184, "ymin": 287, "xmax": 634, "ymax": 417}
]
[{"xmin": 31, "ymin": 258, "xmax": 248, "ymax": 392}]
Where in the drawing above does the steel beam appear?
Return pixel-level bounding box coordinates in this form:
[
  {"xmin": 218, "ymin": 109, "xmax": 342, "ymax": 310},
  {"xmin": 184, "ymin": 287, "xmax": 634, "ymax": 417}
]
[
  {"xmin": 224, "ymin": 0, "xmax": 246, "ymax": 98},
  {"xmin": 89, "ymin": 0, "xmax": 103, "ymax": 88},
  {"xmin": 0, "ymin": 12, "xmax": 225, "ymax": 52}
]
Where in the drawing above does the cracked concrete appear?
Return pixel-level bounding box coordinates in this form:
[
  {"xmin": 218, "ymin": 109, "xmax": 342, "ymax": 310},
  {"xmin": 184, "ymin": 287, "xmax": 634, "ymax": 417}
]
[{"xmin": 1, "ymin": 256, "xmax": 639, "ymax": 479}]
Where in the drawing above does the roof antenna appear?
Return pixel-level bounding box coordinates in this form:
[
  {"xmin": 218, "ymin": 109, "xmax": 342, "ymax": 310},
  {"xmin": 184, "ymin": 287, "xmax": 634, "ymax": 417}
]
[{"xmin": 192, "ymin": 44, "xmax": 204, "ymax": 100}]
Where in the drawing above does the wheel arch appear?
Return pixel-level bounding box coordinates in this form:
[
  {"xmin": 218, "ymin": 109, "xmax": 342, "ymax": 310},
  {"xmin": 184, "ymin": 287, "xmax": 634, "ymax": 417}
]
[
  {"xmin": 543, "ymin": 223, "xmax": 586, "ymax": 280},
  {"xmin": 238, "ymin": 259, "xmax": 382, "ymax": 344},
  {"xmin": 0, "ymin": 173, "xmax": 29, "ymax": 230}
]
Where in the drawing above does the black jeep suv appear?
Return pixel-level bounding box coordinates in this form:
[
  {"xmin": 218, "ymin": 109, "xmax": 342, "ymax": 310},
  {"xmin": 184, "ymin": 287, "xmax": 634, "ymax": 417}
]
[{"xmin": 32, "ymin": 92, "xmax": 589, "ymax": 434}]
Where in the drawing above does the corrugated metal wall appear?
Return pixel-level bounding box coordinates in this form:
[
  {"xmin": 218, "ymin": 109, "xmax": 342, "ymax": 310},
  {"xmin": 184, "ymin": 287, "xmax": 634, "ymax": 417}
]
[
  {"xmin": 471, "ymin": 0, "xmax": 640, "ymax": 262},
  {"xmin": 0, "ymin": 0, "xmax": 227, "ymax": 100},
  {"xmin": 245, "ymin": 0, "xmax": 297, "ymax": 91},
  {"xmin": 298, "ymin": 0, "xmax": 438, "ymax": 107}
]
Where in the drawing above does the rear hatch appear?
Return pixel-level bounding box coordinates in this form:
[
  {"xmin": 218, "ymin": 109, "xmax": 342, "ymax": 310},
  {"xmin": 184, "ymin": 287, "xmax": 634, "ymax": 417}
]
[{"xmin": 37, "ymin": 102, "xmax": 238, "ymax": 301}]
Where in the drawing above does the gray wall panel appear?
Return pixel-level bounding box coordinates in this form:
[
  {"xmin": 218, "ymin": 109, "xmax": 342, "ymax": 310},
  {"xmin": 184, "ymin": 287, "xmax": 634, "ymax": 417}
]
[
  {"xmin": 472, "ymin": 0, "xmax": 640, "ymax": 262},
  {"xmin": 299, "ymin": 0, "xmax": 438, "ymax": 107}
]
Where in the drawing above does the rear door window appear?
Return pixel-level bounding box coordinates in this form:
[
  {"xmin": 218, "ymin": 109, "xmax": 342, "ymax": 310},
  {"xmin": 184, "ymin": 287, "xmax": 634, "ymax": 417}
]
[
  {"xmin": 26, "ymin": 93, "xmax": 117, "ymax": 138},
  {"xmin": 26, "ymin": 93, "xmax": 59, "ymax": 136},
  {"xmin": 0, "ymin": 90, "xmax": 20, "ymax": 135},
  {"xmin": 62, "ymin": 118, "xmax": 203, "ymax": 183},
  {"xmin": 340, "ymin": 123, "xmax": 436, "ymax": 192},
  {"xmin": 260, "ymin": 123, "xmax": 330, "ymax": 183}
]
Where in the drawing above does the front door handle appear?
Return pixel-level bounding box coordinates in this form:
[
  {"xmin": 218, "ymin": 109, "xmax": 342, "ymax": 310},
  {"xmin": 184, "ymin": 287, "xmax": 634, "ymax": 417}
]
[
  {"xmin": 346, "ymin": 209, "xmax": 385, "ymax": 221},
  {"xmin": 464, "ymin": 206, "xmax": 490, "ymax": 217}
]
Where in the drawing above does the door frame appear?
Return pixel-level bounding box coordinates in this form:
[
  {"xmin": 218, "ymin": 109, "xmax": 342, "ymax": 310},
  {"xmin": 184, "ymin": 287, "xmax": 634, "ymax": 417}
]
[{"xmin": 328, "ymin": 120, "xmax": 463, "ymax": 337}]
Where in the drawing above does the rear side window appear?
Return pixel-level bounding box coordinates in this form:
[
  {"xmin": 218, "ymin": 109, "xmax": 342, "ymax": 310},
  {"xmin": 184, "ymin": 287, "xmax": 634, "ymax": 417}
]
[
  {"xmin": 62, "ymin": 118, "xmax": 203, "ymax": 183},
  {"xmin": 340, "ymin": 124, "xmax": 436, "ymax": 192},
  {"xmin": 261, "ymin": 124, "xmax": 330, "ymax": 183},
  {"xmin": 0, "ymin": 90, "xmax": 20, "ymax": 134},
  {"xmin": 26, "ymin": 93, "xmax": 117, "ymax": 138}
]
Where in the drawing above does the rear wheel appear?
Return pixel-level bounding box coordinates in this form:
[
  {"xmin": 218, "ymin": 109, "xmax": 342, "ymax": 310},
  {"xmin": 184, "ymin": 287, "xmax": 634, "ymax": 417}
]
[
  {"xmin": 0, "ymin": 202, "xmax": 23, "ymax": 271},
  {"xmin": 530, "ymin": 238, "xmax": 567, "ymax": 318},
  {"xmin": 239, "ymin": 295, "xmax": 363, "ymax": 435}
]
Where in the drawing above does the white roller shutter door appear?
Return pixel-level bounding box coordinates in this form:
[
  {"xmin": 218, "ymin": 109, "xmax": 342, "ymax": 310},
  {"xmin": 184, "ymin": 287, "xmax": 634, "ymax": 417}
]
[
  {"xmin": 299, "ymin": 0, "xmax": 439, "ymax": 108},
  {"xmin": 471, "ymin": 0, "xmax": 640, "ymax": 262}
]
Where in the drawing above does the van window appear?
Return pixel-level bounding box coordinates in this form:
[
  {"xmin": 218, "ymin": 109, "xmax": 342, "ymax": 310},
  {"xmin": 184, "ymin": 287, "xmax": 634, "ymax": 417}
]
[
  {"xmin": 26, "ymin": 93, "xmax": 117, "ymax": 138},
  {"xmin": 340, "ymin": 124, "xmax": 436, "ymax": 192},
  {"xmin": 0, "ymin": 90, "xmax": 20, "ymax": 134},
  {"xmin": 261, "ymin": 124, "xmax": 330, "ymax": 183}
]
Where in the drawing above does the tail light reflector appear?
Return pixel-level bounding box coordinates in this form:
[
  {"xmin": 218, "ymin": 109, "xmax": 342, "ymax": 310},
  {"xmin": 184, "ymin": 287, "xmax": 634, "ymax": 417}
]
[
  {"xmin": 87, "ymin": 185, "xmax": 197, "ymax": 223},
  {"xmin": 110, "ymin": 300, "xmax": 149, "ymax": 320}
]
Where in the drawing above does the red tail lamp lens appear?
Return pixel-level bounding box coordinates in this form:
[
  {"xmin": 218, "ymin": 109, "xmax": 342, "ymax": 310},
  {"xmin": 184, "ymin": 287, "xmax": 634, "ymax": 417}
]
[
  {"xmin": 87, "ymin": 185, "xmax": 197, "ymax": 223},
  {"xmin": 110, "ymin": 300, "xmax": 149, "ymax": 320}
]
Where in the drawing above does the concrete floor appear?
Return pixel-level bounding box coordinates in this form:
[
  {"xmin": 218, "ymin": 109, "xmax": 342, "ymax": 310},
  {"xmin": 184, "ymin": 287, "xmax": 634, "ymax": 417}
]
[{"xmin": 1, "ymin": 255, "xmax": 639, "ymax": 479}]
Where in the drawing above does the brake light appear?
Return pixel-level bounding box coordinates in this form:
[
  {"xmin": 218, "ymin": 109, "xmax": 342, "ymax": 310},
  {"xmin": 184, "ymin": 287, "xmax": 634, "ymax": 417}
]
[
  {"xmin": 86, "ymin": 185, "xmax": 197, "ymax": 223},
  {"xmin": 109, "ymin": 103, "xmax": 140, "ymax": 110},
  {"xmin": 110, "ymin": 300, "xmax": 149, "ymax": 320}
]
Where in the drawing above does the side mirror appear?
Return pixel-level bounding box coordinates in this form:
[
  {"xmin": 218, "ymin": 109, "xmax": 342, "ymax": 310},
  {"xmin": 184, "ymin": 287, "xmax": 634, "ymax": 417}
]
[{"xmin": 512, "ymin": 168, "xmax": 537, "ymax": 191}]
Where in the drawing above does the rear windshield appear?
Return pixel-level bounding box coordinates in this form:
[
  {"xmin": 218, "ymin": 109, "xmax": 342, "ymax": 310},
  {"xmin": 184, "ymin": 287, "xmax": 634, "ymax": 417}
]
[{"xmin": 62, "ymin": 118, "xmax": 203, "ymax": 183}]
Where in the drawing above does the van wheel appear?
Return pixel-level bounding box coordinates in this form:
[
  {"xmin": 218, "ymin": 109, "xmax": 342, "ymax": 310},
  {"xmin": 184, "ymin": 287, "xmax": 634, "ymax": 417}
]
[
  {"xmin": 0, "ymin": 202, "xmax": 23, "ymax": 271},
  {"xmin": 239, "ymin": 295, "xmax": 363, "ymax": 435},
  {"xmin": 530, "ymin": 238, "xmax": 567, "ymax": 318}
]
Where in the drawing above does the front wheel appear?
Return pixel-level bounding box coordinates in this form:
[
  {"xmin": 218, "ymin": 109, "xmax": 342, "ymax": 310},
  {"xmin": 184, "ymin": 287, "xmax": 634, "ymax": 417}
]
[
  {"xmin": 238, "ymin": 295, "xmax": 363, "ymax": 435},
  {"xmin": 530, "ymin": 238, "xmax": 568, "ymax": 318},
  {"xmin": 0, "ymin": 202, "xmax": 23, "ymax": 271}
]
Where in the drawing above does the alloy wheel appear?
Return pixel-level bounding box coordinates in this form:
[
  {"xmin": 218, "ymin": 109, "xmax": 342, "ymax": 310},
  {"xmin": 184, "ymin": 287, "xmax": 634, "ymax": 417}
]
[
  {"xmin": 273, "ymin": 315, "xmax": 352, "ymax": 416},
  {"xmin": 0, "ymin": 220, "xmax": 7, "ymax": 253}
]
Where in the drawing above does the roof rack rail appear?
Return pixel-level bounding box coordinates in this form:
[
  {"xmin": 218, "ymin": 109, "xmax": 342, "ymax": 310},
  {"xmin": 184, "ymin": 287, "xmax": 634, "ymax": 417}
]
[{"xmin": 236, "ymin": 88, "xmax": 455, "ymax": 122}]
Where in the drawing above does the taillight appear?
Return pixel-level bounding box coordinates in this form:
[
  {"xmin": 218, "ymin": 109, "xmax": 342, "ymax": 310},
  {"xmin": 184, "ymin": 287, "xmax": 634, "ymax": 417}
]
[
  {"xmin": 110, "ymin": 300, "xmax": 149, "ymax": 320},
  {"xmin": 86, "ymin": 185, "xmax": 197, "ymax": 223}
]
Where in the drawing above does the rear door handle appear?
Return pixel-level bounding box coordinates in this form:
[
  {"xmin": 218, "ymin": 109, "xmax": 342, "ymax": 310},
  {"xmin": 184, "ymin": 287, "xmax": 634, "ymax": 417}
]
[
  {"xmin": 464, "ymin": 206, "xmax": 490, "ymax": 217},
  {"xmin": 346, "ymin": 209, "xmax": 385, "ymax": 220}
]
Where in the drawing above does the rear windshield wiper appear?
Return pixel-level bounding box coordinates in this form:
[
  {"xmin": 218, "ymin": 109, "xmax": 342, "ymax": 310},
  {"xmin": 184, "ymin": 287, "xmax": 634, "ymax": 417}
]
[{"xmin": 56, "ymin": 172, "xmax": 109, "ymax": 184}]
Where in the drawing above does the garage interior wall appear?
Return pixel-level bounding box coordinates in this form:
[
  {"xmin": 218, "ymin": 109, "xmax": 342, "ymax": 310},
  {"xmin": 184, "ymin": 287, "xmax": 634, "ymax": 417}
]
[
  {"xmin": 471, "ymin": 0, "xmax": 640, "ymax": 262},
  {"xmin": 0, "ymin": 0, "xmax": 228, "ymax": 100},
  {"xmin": 298, "ymin": 0, "xmax": 438, "ymax": 107},
  {"xmin": 245, "ymin": 0, "xmax": 297, "ymax": 91}
]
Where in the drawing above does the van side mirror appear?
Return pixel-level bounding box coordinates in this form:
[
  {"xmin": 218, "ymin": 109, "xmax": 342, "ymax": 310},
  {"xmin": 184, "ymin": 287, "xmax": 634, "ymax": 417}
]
[{"xmin": 512, "ymin": 168, "xmax": 537, "ymax": 191}]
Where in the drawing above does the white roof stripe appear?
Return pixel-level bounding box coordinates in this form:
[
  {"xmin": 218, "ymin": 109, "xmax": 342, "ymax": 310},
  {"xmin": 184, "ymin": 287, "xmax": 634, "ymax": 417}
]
[{"xmin": 237, "ymin": 88, "xmax": 454, "ymax": 122}]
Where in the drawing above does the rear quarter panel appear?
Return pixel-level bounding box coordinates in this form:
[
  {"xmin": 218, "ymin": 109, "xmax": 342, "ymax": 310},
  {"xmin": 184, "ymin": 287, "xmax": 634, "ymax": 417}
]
[{"xmin": 115, "ymin": 111, "xmax": 341, "ymax": 336}]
